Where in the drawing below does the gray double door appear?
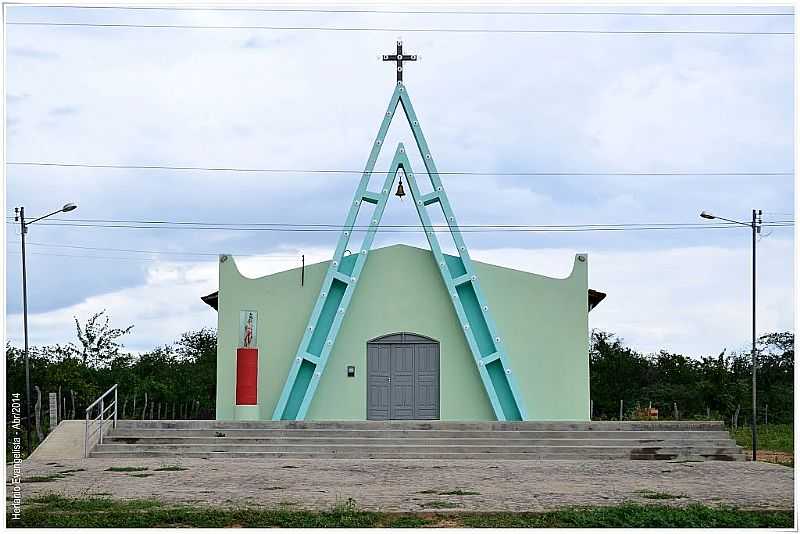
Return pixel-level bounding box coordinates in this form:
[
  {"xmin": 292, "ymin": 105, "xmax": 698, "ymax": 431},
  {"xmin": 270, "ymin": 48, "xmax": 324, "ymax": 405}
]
[{"xmin": 367, "ymin": 333, "xmax": 440, "ymax": 420}]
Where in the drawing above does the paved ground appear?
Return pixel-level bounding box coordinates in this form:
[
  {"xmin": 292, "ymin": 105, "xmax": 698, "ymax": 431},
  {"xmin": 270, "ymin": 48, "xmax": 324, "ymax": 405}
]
[{"xmin": 8, "ymin": 458, "xmax": 794, "ymax": 512}]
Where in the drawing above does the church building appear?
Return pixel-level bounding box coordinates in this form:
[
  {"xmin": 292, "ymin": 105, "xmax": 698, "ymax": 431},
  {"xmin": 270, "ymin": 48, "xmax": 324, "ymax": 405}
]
[{"xmin": 202, "ymin": 42, "xmax": 605, "ymax": 422}]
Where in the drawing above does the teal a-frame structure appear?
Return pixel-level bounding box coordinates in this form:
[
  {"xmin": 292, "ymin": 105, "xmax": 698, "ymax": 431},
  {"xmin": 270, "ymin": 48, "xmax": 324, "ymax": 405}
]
[{"xmin": 272, "ymin": 69, "xmax": 528, "ymax": 422}]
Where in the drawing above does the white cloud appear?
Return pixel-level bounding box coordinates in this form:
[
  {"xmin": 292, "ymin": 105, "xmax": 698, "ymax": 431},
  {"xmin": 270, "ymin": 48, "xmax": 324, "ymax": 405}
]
[
  {"xmin": 472, "ymin": 237, "xmax": 794, "ymax": 356},
  {"xmin": 6, "ymin": 239, "xmax": 792, "ymax": 358},
  {"xmin": 4, "ymin": 8, "xmax": 793, "ymax": 358},
  {"xmin": 4, "ymin": 249, "xmax": 333, "ymax": 352}
]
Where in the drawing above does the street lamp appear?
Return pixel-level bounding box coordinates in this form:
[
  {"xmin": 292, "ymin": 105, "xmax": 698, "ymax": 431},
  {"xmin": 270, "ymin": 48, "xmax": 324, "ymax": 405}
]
[
  {"xmin": 699, "ymin": 209, "xmax": 762, "ymax": 462},
  {"xmin": 14, "ymin": 203, "xmax": 79, "ymax": 456}
]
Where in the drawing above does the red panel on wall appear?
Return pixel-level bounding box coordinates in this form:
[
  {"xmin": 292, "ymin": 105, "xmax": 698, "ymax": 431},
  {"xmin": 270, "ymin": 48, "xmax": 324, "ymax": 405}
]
[{"xmin": 236, "ymin": 348, "xmax": 258, "ymax": 405}]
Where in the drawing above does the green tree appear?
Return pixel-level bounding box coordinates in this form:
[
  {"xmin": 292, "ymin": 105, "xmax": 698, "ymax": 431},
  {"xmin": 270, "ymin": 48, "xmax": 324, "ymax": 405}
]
[{"xmin": 69, "ymin": 310, "xmax": 133, "ymax": 368}]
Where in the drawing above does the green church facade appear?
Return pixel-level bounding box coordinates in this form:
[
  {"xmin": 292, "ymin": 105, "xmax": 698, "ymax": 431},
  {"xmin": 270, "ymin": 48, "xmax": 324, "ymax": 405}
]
[
  {"xmin": 213, "ymin": 244, "xmax": 593, "ymax": 421},
  {"xmin": 207, "ymin": 41, "xmax": 601, "ymax": 422}
]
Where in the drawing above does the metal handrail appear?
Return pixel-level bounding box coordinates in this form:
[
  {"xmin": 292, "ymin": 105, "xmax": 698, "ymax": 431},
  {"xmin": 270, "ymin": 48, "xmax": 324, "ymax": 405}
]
[
  {"xmin": 85, "ymin": 384, "xmax": 118, "ymax": 413},
  {"xmin": 84, "ymin": 384, "xmax": 118, "ymax": 458}
]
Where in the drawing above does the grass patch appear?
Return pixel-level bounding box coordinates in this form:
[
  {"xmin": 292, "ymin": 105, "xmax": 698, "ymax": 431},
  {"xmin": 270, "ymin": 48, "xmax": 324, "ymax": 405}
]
[
  {"xmin": 416, "ymin": 489, "xmax": 438, "ymax": 494},
  {"xmin": 732, "ymin": 424, "xmax": 793, "ymax": 453},
  {"xmin": 419, "ymin": 501, "xmax": 460, "ymax": 509},
  {"xmin": 438, "ymin": 489, "xmax": 480, "ymax": 496},
  {"xmin": 128, "ymin": 473, "xmax": 154, "ymax": 478},
  {"xmin": 456, "ymin": 505, "xmax": 792, "ymax": 528},
  {"xmin": 383, "ymin": 515, "xmax": 433, "ymax": 528},
  {"xmin": 27, "ymin": 495, "xmax": 162, "ymax": 512},
  {"xmin": 104, "ymin": 466, "xmax": 148, "ymax": 473},
  {"xmin": 153, "ymin": 465, "xmax": 188, "ymax": 472},
  {"xmin": 8, "ymin": 496, "xmax": 793, "ymax": 528},
  {"xmin": 636, "ymin": 490, "xmax": 685, "ymax": 500},
  {"xmin": 58, "ymin": 469, "xmax": 86, "ymax": 474},
  {"xmin": 21, "ymin": 474, "xmax": 66, "ymax": 483}
]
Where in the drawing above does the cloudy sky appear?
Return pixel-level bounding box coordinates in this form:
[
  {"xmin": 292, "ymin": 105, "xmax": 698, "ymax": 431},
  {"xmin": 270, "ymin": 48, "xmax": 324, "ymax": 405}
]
[{"xmin": 4, "ymin": 5, "xmax": 794, "ymax": 358}]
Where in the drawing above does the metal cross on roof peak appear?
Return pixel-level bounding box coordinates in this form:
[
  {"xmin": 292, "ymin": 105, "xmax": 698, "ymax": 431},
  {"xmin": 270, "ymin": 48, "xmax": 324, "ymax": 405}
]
[{"xmin": 382, "ymin": 40, "xmax": 417, "ymax": 83}]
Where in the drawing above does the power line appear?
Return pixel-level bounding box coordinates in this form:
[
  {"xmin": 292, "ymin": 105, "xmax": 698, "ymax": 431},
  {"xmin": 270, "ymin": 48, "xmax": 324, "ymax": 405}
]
[
  {"xmin": 7, "ymin": 162, "xmax": 793, "ymax": 177},
  {"xmin": 18, "ymin": 6, "xmax": 797, "ymax": 16},
  {"xmin": 7, "ymin": 222, "xmax": 793, "ymax": 256},
  {"xmin": 6, "ymin": 22, "xmax": 793, "ymax": 35},
  {"xmin": 5, "ymin": 220, "xmax": 792, "ymax": 233},
  {"xmin": 7, "ymin": 240, "xmax": 301, "ymax": 258},
  {"xmin": 6, "ymin": 250, "xmax": 219, "ymax": 263},
  {"xmin": 5, "ymin": 222, "xmax": 793, "ymax": 263},
  {"xmin": 5, "ymin": 217, "xmax": 794, "ymax": 228}
]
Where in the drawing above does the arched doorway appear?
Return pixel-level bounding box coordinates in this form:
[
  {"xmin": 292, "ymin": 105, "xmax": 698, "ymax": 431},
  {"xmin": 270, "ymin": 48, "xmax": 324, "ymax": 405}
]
[{"xmin": 366, "ymin": 333, "xmax": 440, "ymax": 420}]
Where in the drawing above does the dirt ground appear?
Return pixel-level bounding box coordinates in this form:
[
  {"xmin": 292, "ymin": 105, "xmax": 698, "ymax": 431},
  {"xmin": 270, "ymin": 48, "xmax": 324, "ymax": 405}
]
[
  {"xmin": 756, "ymin": 450, "xmax": 793, "ymax": 465},
  {"xmin": 8, "ymin": 457, "xmax": 794, "ymax": 512}
]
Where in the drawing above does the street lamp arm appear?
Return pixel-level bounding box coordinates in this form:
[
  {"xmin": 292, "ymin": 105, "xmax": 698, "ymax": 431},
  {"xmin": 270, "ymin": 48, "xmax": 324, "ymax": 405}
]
[
  {"xmin": 25, "ymin": 208, "xmax": 66, "ymax": 226},
  {"xmin": 709, "ymin": 215, "xmax": 752, "ymax": 228}
]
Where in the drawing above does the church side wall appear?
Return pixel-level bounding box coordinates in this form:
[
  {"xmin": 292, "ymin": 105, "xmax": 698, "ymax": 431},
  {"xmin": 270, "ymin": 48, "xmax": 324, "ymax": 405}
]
[{"xmin": 476, "ymin": 255, "xmax": 590, "ymax": 420}]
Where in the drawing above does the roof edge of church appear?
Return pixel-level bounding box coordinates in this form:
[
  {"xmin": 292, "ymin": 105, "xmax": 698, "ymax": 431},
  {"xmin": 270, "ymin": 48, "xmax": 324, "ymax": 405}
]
[
  {"xmin": 203, "ymin": 244, "xmax": 606, "ymax": 313},
  {"xmin": 223, "ymin": 243, "xmax": 586, "ymax": 282}
]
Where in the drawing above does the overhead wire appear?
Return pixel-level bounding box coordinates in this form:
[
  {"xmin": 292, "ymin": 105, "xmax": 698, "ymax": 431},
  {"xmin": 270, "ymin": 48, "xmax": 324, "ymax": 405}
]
[
  {"xmin": 5, "ymin": 21, "xmax": 793, "ymax": 35},
  {"xmin": 14, "ymin": 6, "xmax": 796, "ymax": 16},
  {"xmin": 6, "ymin": 240, "xmax": 301, "ymax": 258},
  {"xmin": 4, "ymin": 216, "xmax": 795, "ymax": 228},
  {"xmin": 5, "ymin": 250, "xmax": 220, "ymax": 263},
  {"xmin": 6, "ymin": 162, "xmax": 794, "ymax": 176},
  {"xmin": 4, "ymin": 220, "xmax": 793, "ymax": 233},
  {"xmin": 5, "ymin": 222, "xmax": 793, "ymax": 264}
]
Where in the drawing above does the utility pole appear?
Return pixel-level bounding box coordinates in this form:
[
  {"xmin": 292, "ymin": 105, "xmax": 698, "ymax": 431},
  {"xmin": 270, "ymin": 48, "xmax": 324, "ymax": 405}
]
[
  {"xmin": 700, "ymin": 208, "xmax": 761, "ymax": 462},
  {"xmin": 751, "ymin": 208, "xmax": 761, "ymax": 462},
  {"xmin": 14, "ymin": 203, "xmax": 78, "ymax": 456},
  {"xmin": 15, "ymin": 207, "xmax": 32, "ymax": 455}
]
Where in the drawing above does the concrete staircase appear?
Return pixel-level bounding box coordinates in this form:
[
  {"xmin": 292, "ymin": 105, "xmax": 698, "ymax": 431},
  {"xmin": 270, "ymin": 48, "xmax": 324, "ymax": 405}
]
[{"xmin": 90, "ymin": 420, "xmax": 746, "ymax": 461}]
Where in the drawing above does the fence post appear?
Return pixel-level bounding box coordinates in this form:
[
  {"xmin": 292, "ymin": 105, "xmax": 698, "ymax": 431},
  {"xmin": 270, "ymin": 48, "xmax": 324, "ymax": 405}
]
[
  {"xmin": 99, "ymin": 398, "xmax": 104, "ymax": 445},
  {"xmin": 34, "ymin": 386, "xmax": 44, "ymax": 442},
  {"xmin": 48, "ymin": 392, "xmax": 58, "ymax": 431},
  {"xmin": 114, "ymin": 387, "xmax": 118, "ymax": 429},
  {"xmin": 84, "ymin": 407, "xmax": 89, "ymax": 458},
  {"xmin": 673, "ymin": 402, "xmax": 679, "ymax": 420},
  {"xmin": 619, "ymin": 400, "xmax": 623, "ymax": 421},
  {"xmin": 590, "ymin": 399, "xmax": 593, "ymax": 420}
]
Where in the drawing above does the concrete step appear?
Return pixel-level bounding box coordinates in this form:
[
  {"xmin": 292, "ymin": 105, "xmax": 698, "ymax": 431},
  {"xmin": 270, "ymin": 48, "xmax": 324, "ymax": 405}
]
[
  {"xmin": 103, "ymin": 436, "xmax": 739, "ymax": 448},
  {"xmin": 94, "ymin": 443, "xmax": 744, "ymax": 455},
  {"xmin": 93, "ymin": 420, "xmax": 742, "ymax": 461},
  {"xmin": 90, "ymin": 450, "xmax": 746, "ymax": 461},
  {"xmin": 113, "ymin": 420, "xmax": 727, "ymax": 432},
  {"xmin": 105, "ymin": 429, "xmax": 734, "ymax": 440}
]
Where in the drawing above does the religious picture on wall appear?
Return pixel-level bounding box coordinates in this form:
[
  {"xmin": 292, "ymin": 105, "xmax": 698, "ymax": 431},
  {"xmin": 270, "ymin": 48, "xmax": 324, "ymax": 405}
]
[{"xmin": 239, "ymin": 310, "xmax": 258, "ymax": 348}]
